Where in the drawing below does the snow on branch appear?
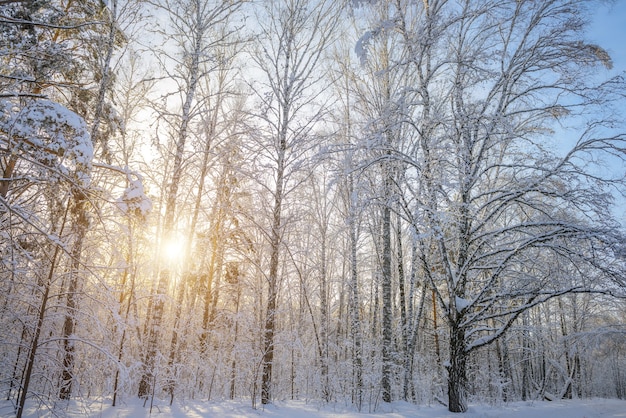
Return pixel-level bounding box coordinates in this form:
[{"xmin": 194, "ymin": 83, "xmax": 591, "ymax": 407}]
[
  {"xmin": 355, "ymin": 19, "xmax": 399, "ymax": 66},
  {"xmin": 0, "ymin": 15, "xmax": 106, "ymax": 30},
  {"xmin": 0, "ymin": 98, "xmax": 93, "ymax": 185},
  {"xmin": 116, "ymin": 173, "xmax": 152, "ymax": 219}
]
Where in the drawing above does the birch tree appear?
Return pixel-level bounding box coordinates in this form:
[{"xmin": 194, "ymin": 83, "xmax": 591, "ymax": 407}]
[
  {"xmin": 352, "ymin": 0, "xmax": 416, "ymax": 401},
  {"xmin": 137, "ymin": 0, "xmax": 244, "ymax": 399},
  {"xmin": 336, "ymin": 71, "xmax": 366, "ymax": 411},
  {"xmin": 105, "ymin": 50, "xmax": 155, "ymax": 407},
  {"xmin": 247, "ymin": 0, "xmax": 341, "ymax": 404}
]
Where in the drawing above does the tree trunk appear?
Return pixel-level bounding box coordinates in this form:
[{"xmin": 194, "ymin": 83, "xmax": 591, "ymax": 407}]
[
  {"xmin": 89, "ymin": 0, "xmax": 118, "ymax": 162},
  {"xmin": 348, "ymin": 175, "xmax": 363, "ymax": 411},
  {"xmin": 432, "ymin": 288, "xmax": 442, "ymax": 368},
  {"xmin": 404, "ymin": 262, "xmax": 427, "ymax": 402},
  {"xmin": 229, "ymin": 280, "xmax": 241, "ymax": 400},
  {"xmin": 261, "ymin": 145, "xmax": 284, "ymax": 405},
  {"xmin": 139, "ymin": 0, "xmax": 203, "ymax": 396},
  {"xmin": 138, "ymin": 268, "xmax": 169, "ymax": 398},
  {"xmin": 17, "ymin": 204, "xmax": 69, "ymax": 418},
  {"xmin": 319, "ymin": 234, "xmax": 330, "ymax": 401},
  {"xmin": 495, "ymin": 331, "xmax": 511, "ymax": 402},
  {"xmin": 59, "ymin": 190, "xmax": 88, "ymax": 400},
  {"xmin": 166, "ymin": 274, "xmax": 187, "ymax": 405},
  {"xmin": 261, "ymin": 271, "xmax": 277, "ymax": 405},
  {"xmin": 518, "ymin": 312, "xmax": 528, "ymax": 400},
  {"xmin": 17, "ymin": 278, "xmax": 52, "ymax": 418},
  {"xmin": 112, "ymin": 263, "xmax": 134, "ymax": 407},
  {"xmin": 447, "ymin": 324, "xmax": 468, "ymax": 413},
  {"xmin": 381, "ymin": 202, "xmax": 393, "ymax": 403}
]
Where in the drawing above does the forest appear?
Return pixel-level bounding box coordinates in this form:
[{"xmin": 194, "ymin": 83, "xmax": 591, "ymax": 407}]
[{"xmin": 1, "ymin": 0, "xmax": 626, "ymax": 416}]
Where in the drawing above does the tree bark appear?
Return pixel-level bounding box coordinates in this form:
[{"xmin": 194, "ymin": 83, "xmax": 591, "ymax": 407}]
[
  {"xmin": 17, "ymin": 203, "xmax": 69, "ymax": 418},
  {"xmin": 349, "ymin": 207, "xmax": 363, "ymax": 410},
  {"xmin": 59, "ymin": 190, "xmax": 88, "ymax": 400},
  {"xmin": 447, "ymin": 324, "xmax": 468, "ymax": 413},
  {"xmin": 138, "ymin": 0, "xmax": 203, "ymax": 396},
  {"xmin": 381, "ymin": 197, "xmax": 393, "ymax": 403},
  {"xmin": 261, "ymin": 141, "xmax": 284, "ymax": 405}
]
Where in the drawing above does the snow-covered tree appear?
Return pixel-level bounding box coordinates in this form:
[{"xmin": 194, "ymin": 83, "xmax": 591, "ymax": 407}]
[
  {"xmin": 353, "ymin": 0, "xmax": 626, "ymax": 412},
  {"xmin": 135, "ymin": 0, "xmax": 245, "ymax": 400},
  {"xmin": 246, "ymin": 0, "xmax": 342, "ymax": 404}
]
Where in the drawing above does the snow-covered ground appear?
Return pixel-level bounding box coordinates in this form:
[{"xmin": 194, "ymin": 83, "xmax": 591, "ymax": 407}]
[{"xmin": 3, "ymin": 398, "xmax": 626, "ymax": 418}]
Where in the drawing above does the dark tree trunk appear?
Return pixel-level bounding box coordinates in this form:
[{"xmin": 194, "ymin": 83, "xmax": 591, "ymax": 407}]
[
  {"xmin": 229, "ymin": 279, "xmax": 241, "ymax": 400},
  {"xmin": 381, "ymin": 203, "xmax": 393, "ymax": 403},
  {"xmin": 138, "ymin": 269, "xmax": 169, "ymax": 398},
  {"xmin": 261, "ymin": 273, "xmax": 277, "ymax": 405},
  {"xmin": 138, "ymin": 3, "xmax": 202, "ymax": 396},
  {"xmin": 447, "ymin": 324, "xmax": 468, "ymax": 413},
  {"xmin": 261, "ymin": 143, "xmax": 284, "ymax": 405},
  {"xmin": 59, "ymin": 191, "xmax": 88, "ymax": 401},
  {"xmin": 17, "ymin": 205, "xmax": 69, "ymax": 418},
  {"xmin": 166, "ymin": 274, "xmax": 187, "ymax": 405}
]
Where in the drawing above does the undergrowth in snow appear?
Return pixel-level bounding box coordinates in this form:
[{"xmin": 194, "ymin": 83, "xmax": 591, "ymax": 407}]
[{"xmin": 2, "ymin": 398, "xmax": 625, "ymax": 418}]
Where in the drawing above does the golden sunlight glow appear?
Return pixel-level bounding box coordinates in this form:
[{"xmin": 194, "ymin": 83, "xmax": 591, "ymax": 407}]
[{"xmin": 161, "ymin": 235, "xmax": 186, "ymax": 264}]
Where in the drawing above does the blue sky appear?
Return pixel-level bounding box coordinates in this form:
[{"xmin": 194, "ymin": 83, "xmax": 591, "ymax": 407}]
[
  {"xmin": 590, "ymin": 1, "xmax": 626, "ymax": 73},
  {"xmin": 590, "ymin": 2, "xmax": 626, "ymax": 224}
]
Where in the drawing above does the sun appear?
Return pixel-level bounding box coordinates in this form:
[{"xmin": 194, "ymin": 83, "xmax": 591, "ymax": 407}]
[{"xmin": 161, "ymin": 235, "xmax": 186, "ymax": 264}]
